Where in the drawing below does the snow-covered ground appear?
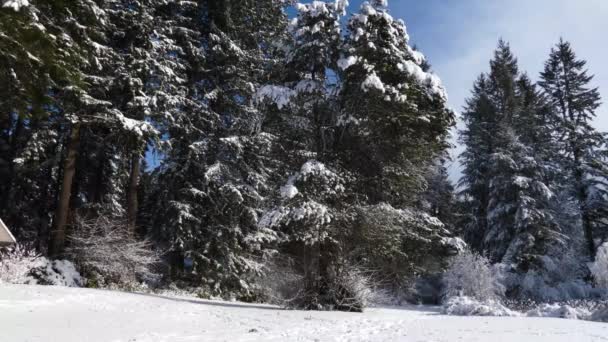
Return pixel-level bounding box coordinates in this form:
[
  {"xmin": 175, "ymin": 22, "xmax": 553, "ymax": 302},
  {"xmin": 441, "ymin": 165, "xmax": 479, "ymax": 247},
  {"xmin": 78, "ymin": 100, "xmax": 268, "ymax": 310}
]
[{"xmin": 1, "ymin": 285, "xmax": 607, "ymax": 342}]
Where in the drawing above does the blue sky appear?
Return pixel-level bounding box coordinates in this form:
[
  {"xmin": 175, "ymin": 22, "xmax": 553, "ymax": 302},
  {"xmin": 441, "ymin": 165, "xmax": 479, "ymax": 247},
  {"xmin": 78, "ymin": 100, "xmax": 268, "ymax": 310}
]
[{"xmin": 347, "ymin": 0, "xmax": 608, "ymax": 181}]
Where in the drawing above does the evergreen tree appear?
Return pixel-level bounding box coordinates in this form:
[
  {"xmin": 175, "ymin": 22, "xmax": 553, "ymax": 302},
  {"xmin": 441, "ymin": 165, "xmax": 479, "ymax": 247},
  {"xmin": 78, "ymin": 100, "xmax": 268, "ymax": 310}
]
[
  {"xmin": 0, "ymin": 1, "xmax": 101, "ymax": 252},
  {"xmin": 459, "ymin": 74, "xmax": 496, "ymax": 251},
  {"xmin": 420, "ymin": 158, "xmax": 459, "ymax": 233},
  {"xmin": 539, "ymin": 39, "xmax": 607, "ymax": 259},
  {"xmin": 46, "ymin": 1, "xmax": 157, "ymax": 256},
  {"xmin": 460, "ymin": 41, "xmax": 564, "ymax": 273},
  {"xmin": 339, "ymin": 0, "xmax": 453, "ymax": 206},
  {"xmin": 256, "ymin": 0, "xmax": 350, "ymax": 308},
  {"xmin": 257, "ymin": 1, "xmax": 456, "ymax": 306},
  {"xmin": 147, "ymin": 0, "xmax": 289, "ymax": 298},
  {"xmin": 337, "ymin": 0, "xmax": 456, "ymax": 292}
]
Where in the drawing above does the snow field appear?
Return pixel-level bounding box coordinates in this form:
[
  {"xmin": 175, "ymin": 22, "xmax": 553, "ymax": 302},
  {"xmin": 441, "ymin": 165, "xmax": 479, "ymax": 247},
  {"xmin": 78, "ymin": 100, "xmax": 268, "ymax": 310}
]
[{"xmin": 1, "ymin": 285, "xmax": 607, "ymax": 342}]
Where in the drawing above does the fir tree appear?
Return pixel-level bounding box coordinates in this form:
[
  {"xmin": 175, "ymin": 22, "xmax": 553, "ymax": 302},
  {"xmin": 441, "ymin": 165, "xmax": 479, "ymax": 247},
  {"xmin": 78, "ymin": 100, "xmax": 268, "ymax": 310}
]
[
  {"xmin": 459, "ymin": 74, "xmax": 496, "ymax": 251},
  {"xmin": 147, "ymin": 0, "xmax": 289, "ymax": 298},
  {"xmin": 339, "ymin": 0, "xmax": 453, "ymax": 206},
  {"xmin": 256, "ymin": 0, "xmax": 349, "ymax": 308},
  {"xmin": 461, "ymin": 41, "xmax": 564, "ymax": 273},
  {"xmin": 539, "ymin": 39, "xmax": 607, "ymax": 259}
]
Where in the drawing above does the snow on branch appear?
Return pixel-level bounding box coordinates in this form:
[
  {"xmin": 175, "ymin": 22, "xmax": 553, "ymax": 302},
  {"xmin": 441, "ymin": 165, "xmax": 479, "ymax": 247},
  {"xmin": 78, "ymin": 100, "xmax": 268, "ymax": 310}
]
[
  {"xmin": 2, "ymin": 0, "xmax": 28, "ymax": 11},
  {"xmin": 67, "ymin": 215, "xmax": 162, "ymax": 287},
  {"xmin": 255, "ymin": 85, "xmax": 295, "ymax": 109}
]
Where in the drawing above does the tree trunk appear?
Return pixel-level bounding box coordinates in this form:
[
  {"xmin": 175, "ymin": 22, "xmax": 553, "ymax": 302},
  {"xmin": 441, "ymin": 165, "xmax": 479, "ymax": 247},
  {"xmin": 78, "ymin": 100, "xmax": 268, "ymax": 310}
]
[
  {"xmin": 572, "ymin": 145, "xmax": 595, "ymax": 260},
  {"xmin": 1, "ymin": 117, "xmax": 23, "ymax": 210},
  {"xmin": 49, "ymin": 123, "xmax": 81, "ymax": 258},
  {"xmin": 582, "ymin": 209, "xmax": 595, "ymax": 260},
  {"xmin": 126, "ymin": 151, "xmax": 141, "ymax": 233}
]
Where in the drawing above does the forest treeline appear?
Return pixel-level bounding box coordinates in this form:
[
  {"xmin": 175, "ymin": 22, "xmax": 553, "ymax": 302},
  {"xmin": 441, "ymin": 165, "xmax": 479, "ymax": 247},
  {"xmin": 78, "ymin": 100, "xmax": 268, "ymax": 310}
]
[{"xmin": 1, "ymin": 0, "xmax": 606, "ymax": 309}]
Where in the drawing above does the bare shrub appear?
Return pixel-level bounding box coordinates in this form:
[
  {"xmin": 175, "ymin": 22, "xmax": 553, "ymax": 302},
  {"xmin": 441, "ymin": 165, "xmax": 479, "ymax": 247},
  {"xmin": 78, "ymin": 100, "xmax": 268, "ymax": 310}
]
[
  {"xmin": 257, "ymin": 257, "xmax": 382, "ymax": 312},
  {"xmin": 331, "ymin": 266, "xmax": 386, "ymax": 311},
  {"xmin": 66, "ymin": 216, "xmax": 161, "ymax": 288},
  {"xmin": 443, "ymin": 249, "xmax": 504, "ymax": 301}
]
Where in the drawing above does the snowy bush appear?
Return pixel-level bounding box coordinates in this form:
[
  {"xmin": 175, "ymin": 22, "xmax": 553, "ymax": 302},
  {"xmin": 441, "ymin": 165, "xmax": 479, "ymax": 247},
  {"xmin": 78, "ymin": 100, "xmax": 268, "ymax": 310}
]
[
  {"xmin": 502, "ymin": 247, "xmax": 600, "ymax": 302},
  {"xmin": 66, "ymin": 216, "xmax": 161, "ymax": 289},
  {"xmin": 442, "ymin": 296, "xmax": 608, "ymax": 321},
  {"xmin": 516, "ymin": 271, "xmax": 596, "ymax": 302},
  {"xmin": 589, "ymin": 303, "xmax": 608, "ymax": 322},
  {"xmin": 442, "ymin": 296, "xmax": 517, "ymax": 317},
  {"xmin": 443, "ymin": 249, "xmax": 504, "ymax": 301},
  {"xmin": 589, "ymin": 242, "xmax": 608, "ymax": 290},
  {"xmin": 0, "ymin": 245, "xmax": 40, "ymax": 284},
  {"xmin": 520, "ymin": 301, "xmax": 608, "ymax": 322},
  {"xmin": 331, "ymin": 267, "xmax": 385, "ymax": 311},
  {"xmin": 258, "ymin": 256, "xmax": 381, "ymax": 312},
  {"xmin": 525, "ymin": 303, "xmax": 592, "ymax": 320},
  {"xmin": 0, "ymin": 245, "xmax": 82, "ymax": 286}
]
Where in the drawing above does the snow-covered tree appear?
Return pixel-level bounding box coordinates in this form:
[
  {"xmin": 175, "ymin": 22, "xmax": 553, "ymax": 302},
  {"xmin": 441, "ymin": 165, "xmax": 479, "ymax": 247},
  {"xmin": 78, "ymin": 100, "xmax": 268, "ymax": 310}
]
[
  {"xmin": 258, "ymin": 159, "xmax": 350, "ymax": 308},
  {"xmin": 0, "ymin": 1, "xmax": 82, "ymax": 248},
  {"xmin": 460, "ymin": 41, "xmax": 564, "ymax": 275},
  {"xmin": 458, "ymin": 74, "xmax": 496, "ymax": 251},
  {"xmin": 539, "ymin": 39, "xmax": 608, "ymax": 259},
  {"xmin": 336, "ymin": 1, "xmax": 455, "ymax": 292},
  {"xmin": 338, "ymin": 0, "xmax": 453, "ymax": 206},
  {"xmin": 254, "ymin": 0, "xmax": 356, "ymax": 309},
  {"xmin": 146, "ymin": 0, "xmax": 290, "ymax": 299}
]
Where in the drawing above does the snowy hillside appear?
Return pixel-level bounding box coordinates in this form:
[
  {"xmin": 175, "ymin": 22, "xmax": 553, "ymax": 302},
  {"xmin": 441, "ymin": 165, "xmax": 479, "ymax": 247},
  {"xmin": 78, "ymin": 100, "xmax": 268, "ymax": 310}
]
[{"xmin": 1, "ymin": 285, "xmax": 607, "ymax": 342}]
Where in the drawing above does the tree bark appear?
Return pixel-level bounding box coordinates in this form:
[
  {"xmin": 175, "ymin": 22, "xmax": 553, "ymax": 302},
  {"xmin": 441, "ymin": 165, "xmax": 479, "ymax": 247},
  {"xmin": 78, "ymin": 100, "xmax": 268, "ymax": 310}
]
[
  {"xmin": 572, "ymin": 144, "xmax": 595, "ymax": 260},
  {"xmin": 126, "ymin": 151, "xmax": 141, "ymax": 233},
  {"xmin": 49, "ymin": 122, "xmax": 81, "ymax": 257},
  {"xmin": 582, "ymin": 208, "xmax": 595, "ymax": 260}
]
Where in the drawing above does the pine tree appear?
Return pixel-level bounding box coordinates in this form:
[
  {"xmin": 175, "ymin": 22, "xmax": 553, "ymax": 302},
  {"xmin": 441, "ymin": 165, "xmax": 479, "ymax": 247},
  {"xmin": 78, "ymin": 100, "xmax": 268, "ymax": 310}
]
[
  {"xmin": 147, "ymin": 0, "xmax": 289, "ymax": 298},
  {"xmin": 339, "ymin": 0, "xmax": 453, "ymax": 206},
  {"xmin": 421, "ymin": 158, "xmax": 459, "ymax": 233},
  {"xmin": 539, "ymin": 39, "xmax": 606, "ymax": 259},
  {"xmin": 337, "ymin": 1, "xmax": 455, "ymax": 293},
  {"xmin": 483, "ymin": 41, "xmax": 527, "ymax": 262},
  {"xmin": 460, "ymin": 41, "xmax": 564, "ymax": 272},
  {"xmin": 0, "ymin": 1, "xmax": 95, "ymax": 252},
  {"xmin": 256, "ymin": 0, "xmax": 349, "ymax": 308},
  {"xmin": 262, "ymin": 0, "xmax": 455, "ymax": 303},
  {"xmin": 459, "ymin": 74, "xmax": 496, "ymax": 251},
  {"xmin": 44, "ymin": 1, "xmax": 157, "ymax": 256}
]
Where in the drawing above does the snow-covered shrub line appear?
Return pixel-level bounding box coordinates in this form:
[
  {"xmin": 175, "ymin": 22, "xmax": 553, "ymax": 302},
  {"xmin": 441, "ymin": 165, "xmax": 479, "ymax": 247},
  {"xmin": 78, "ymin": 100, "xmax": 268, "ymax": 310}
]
[
  {"xmin": 442, "ymin": 296, "xmax": 608, "ymax": 323},
  {"xmin": 0, "ymin": 245, "xmax": 82, "ymax": 287},
  {"xmin": 525, "ymin": 303, "xmax": 592, "ymax": 320},
  {"xmin": 442, "ymin": 296, "xmax": 518, "ymax": 317}
]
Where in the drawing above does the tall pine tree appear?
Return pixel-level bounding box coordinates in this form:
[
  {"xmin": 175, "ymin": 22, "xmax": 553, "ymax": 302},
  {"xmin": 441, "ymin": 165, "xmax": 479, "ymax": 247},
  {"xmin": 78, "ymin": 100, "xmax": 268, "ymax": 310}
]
[
  {"xmin": 460, "ymin": 41, "xmax": 564, "ymax": 274},
  {"xmin": 539, "ymin": 39, "xmax": 607, "ymax": 259}
]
